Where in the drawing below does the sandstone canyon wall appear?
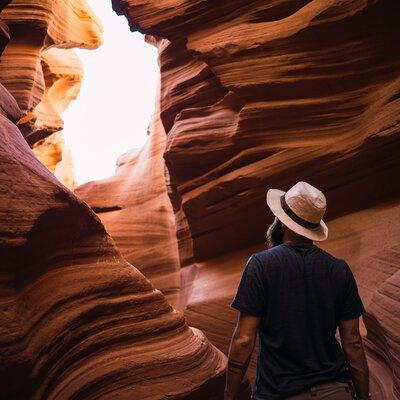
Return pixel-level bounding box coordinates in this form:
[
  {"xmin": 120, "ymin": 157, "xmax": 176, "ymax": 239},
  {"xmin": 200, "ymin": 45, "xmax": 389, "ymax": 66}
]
[
  {"xmin": 76, "ymin": 0, "xmax": 398, "ymax": 398},
  {"xmin": 113, "ymin": 0, "xmax": 400, "ymax": 262},
  {"xmin": 0, "ymin": 1, "xmax": 232, "ymax": 399},
  {"xmin": 76, "ymin": 65, "xmax": 182, "ymax": 308},
  {"xmin": 31, "ymin": 48, "xmax": 84, "ymax": 190},
  {"xmin": 0, "ymin": 0, "xmax": 98, "ymax": 189}
]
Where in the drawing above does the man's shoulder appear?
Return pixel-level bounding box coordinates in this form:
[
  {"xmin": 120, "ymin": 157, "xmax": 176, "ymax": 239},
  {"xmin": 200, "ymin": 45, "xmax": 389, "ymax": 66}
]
[
  {"xmin": 314, "ymin": 248, "xmax": 352, "ymax": 280},
  {"xmin": 317, "ymin": 247, "xmax": 348, "ymax": 267},
  {"xmin": 251, "ymin": 245, "xmax": 286, "ymax": 265},
  {"xmin": 252, "ymin": 245, "xmax": 348, "ymax": 269}
]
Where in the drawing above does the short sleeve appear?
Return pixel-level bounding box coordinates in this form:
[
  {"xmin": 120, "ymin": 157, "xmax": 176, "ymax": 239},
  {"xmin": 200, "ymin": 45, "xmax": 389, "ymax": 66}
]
[
  {"xmin": 230, "ymin": 255, "xmax": 267, "ymax": 317},
  {"xmin": 339, "ymin": 263, "xmax": 366, "ymax": 321}
]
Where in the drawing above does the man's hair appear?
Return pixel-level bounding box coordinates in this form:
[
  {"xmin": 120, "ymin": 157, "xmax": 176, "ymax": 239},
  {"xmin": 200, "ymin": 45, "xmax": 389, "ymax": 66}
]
[{"xmin": 266, "ymin": 217, "xmax": 284, "ymax": 248}]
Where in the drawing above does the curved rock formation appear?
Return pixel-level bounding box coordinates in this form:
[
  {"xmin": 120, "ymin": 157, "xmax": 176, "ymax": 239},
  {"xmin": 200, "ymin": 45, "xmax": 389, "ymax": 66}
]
[
  {"xmin": 33, "ymin": 131, "xmax": 77, "ymax": 190},
  {"xmin": 0, "ymin": 0, "xmax": 102, "ymax": 143},
  {"xmin": 0, "ymin": 104, "xmax": 227, "ymax": 398},
  {"xmin": 0, "ymin": 3, "xmax": 232, "ymax": 400},
  {"xmin": 76, "ymin": 65, "xmax": 182, "ymax": 308},
  {"xmin": 0, "ymin": 65, "xmax": 229, "ymax": 400},
  {"xmin": 113, "ymin": 0, "xmax": 400, "ymax": 261},
  {"xmin": 108, "ymin": 1, "xmax": 400, "ymax": 398},
  {"xmin": 31, "ymin": 47, "xmax": 82, "ymax": 189},
  {"xmin": 29, "ymin": 48, "xmax": 83, "ymax": 143},
  {"xmin": 322, "ymin": 201, "xmax": 400, "ymax": 399}
]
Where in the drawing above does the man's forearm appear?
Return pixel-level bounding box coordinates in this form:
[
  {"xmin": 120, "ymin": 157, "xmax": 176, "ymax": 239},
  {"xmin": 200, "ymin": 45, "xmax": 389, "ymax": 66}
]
[
  {"xmin": 225, "ymin": 333, "xmax": 256, "ymax": 399},
  {"xmin": 343, "ymin": 339, "xmax": 370, "ymax": 399}
]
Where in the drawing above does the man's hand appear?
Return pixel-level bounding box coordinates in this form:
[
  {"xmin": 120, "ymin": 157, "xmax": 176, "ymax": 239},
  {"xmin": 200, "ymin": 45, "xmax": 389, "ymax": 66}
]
[{"xmin": 225, "ymin": 312, "xmax": 260, "ymax": 399}]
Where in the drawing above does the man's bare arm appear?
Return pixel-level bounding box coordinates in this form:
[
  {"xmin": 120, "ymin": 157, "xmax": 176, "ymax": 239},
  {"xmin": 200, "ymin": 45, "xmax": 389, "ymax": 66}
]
[
  {"xmin": 225, "ymin": 312, "xmax": 260, "ymax": 400},
  {"xmin": 339, "ymin": 318, "xmax": 370, "ymax": 399}
]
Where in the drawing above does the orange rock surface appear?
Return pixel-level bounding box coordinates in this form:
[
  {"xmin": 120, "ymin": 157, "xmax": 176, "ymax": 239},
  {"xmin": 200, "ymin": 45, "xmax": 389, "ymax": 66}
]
[
  {"xmin": 76, "ymin": 68, "xmax": 182, "ymax": 308},
  {"xmin": 0, "ymin": 3, "xmax": 232, "ymax": 400},
  {"xmin": 33, "ymin": 131, "xmax": 78, "ymax": 190},
  {"xmin": 106, "ymin": 1, "xmax": 400, "ymax": 398},
  {"xmin": 0, "ymin": 0, "xmax": 101, "ymax": 189},
  {"xmin": 0, "ymin": 0, "xmax": 102, "ymax": 143},
  {"xmin": 29, "ymin": 47, "xmax": 82, "ymax": 189},
  {"xmin": 1, "ymin": 0, "xmax": 398, "ymax": 398},
  {"xmin": 114, "ymin": 0, "xmax": 400, "ymax": 260},
  {"xmin": 28, "ymin": 48, "xmax": 83, "ymax": 144},
  {"xmin": 0, "ymin": 107, "xmax": 227, "ymax": 398}
]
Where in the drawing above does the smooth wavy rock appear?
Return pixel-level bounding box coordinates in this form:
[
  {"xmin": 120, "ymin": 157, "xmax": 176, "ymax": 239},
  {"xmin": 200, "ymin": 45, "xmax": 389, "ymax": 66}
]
[
  {"xmin": 322, "ymin": 200, "xmax": 400, "ymax": 399},
  {"xmin": 111, "ymin": 1, "xmax": 400, "ymax": 398},
  {"xmin": 0, "ymin": 91, "xmax": 227, "ymax": 399},
  {"xmin": 23, "ymin": 48, "xmax": 83, "ymax": 144},
  {"xmin": 0, "ymin": 0, "xmax": 102, "ymax": 143},
  {"xmin": 33, "ymin": 131, "xmax": 78, "ymax": 190},
  {"xmin": 0, "ymin": 9, "xmax": 227, "ymax": 394},
  {"xmin": 76, "ymin": 63, "xmax": 182, "ymax": 309},
  {"xmin": 30, "ymin": 48, "xmax": 82, "ymax": 189},
  {"xmin": 113, "ymin": 0, "xmax": 400, "ymax": 261},
  {"xmin": 183, "ymin": 201, "xmax": 400, "ymax": 399}
]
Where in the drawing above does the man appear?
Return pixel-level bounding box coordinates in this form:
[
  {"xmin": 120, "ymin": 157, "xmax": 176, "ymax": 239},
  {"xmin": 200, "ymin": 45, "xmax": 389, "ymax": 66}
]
[{"xmin": 225, "ymin": 182, "xmax": 370, "ymax": 400}]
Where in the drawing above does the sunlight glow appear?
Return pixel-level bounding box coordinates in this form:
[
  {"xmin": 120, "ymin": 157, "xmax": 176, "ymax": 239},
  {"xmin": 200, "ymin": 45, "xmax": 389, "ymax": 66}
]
[{"xmin": 62, "ymin": 1, "xmax": 159, "ymax": 185}]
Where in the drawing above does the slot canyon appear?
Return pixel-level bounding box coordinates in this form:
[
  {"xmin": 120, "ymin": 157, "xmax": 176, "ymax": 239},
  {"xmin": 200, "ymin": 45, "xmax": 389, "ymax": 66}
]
[{"xmin": 0, "ymin": 0, "xmax": 399, "ymax": 399}]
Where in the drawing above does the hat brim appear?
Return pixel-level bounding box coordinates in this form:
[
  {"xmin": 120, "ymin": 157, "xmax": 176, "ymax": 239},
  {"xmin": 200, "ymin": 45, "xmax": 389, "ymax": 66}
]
[{"xmin": 266, "ymin": 189, "xmax": 328, "ymax": 242}]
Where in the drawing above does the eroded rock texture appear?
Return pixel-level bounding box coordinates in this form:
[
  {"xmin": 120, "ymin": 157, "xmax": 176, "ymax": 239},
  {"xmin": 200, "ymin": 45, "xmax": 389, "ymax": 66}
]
[
  {"xmin": 109, "ymin": 1, "xmax": 400, "ymax": 398},
  {"xmin": 0, "ymin": 0, "xmax": 102, "ymax": 144},
  {"xmin": 0, "ymin": 0, "xmax": 99, "ymax": 188},
  {"xmin": 28, "ymin": 47, "xmax": 82, "ymax": 188},
  {"xmin": 76, "ymin": 71, "xmax": 182, "ymax": 308},
  {"xmin": 33, "ymin": 131, "xmax": 77, "ymax": 190},
  {"xmin": 29, "ymin": 48, "xmax": 83, "ymax": 144},
  {"xmin": 0, "ymin": 106, "xmax": 227, "ymax": 399},
  {"xmin": 184, "ymin": 201, "xmax": 400, "ymax": 398},
  {"xmin": 114, "ymin": 0, "xmax": 400, "ymax": 261},
  {"xmin": 0, "ymin": 3, "xmax": 231, "ymax": 400}
]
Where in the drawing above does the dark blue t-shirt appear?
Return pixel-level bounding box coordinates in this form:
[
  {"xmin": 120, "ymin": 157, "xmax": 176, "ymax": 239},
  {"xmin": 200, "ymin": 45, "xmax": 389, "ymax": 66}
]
[{"xmin": 230, "ymin": 243, "xmax": 366, "ymax": 399}]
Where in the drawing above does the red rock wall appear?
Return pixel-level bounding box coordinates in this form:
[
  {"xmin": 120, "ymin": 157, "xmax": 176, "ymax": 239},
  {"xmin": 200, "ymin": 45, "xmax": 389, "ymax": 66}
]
[
  {"xmin": 322, "ymin": 201, "xmax": 400, "ymax": 399},
  {"xmin": 114, "ymin": 0, "xmax": 400, "ymax": 261},
  {"xmin": 0, "ymin": 105, "xmax": 227, "ymax": 399},
  {"xmin": 109, "ymin": 1, "xmax": 400, "ymax": 398},
  {"xmin": 76, "ymin": 64, "xmax": 182, "ymax": 308},
  {"xmin": 0, "ymin": 1, "xmax": 101, "ymax": 187},
  {"xmin": 0, "ymin": 3, "xmax": 234, "ymax": 399},
  {"xmin": 32, "ymin": 48, "xmax": 83, "ymax": 189},
  {"xmin": 0, "ymin": 0, "xmax": 102, "ymax": 144}
]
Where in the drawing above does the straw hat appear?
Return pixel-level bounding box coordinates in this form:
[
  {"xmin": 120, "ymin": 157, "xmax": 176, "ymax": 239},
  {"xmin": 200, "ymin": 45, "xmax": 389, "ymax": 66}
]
[{"xmin": 266, "ymin": 181, "xmax": 328, "ymax": 241}]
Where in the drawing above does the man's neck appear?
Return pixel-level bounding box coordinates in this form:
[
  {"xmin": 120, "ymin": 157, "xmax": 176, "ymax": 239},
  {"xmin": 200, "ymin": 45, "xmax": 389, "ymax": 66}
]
[{"xmin": 283, "ymin": 234, "xmax": 313, "ymax": 245}]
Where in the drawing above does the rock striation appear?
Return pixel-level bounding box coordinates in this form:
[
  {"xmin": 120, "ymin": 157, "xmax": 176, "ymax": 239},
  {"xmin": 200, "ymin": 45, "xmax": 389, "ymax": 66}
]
[
  {"xmin": 322, "ymin": 201, "xmax": 400, "ymax": 399},
  {"xmin": 33, "ymin": 131, "xmax": 78, "ymax": 190},
  {"xmin": 113, "ymin": 0, "xmax": 400, "ymax": 261},
  {"xmin": 0, "ymin": 0, "xmax": 102, "ymax": 144},
  {"xmin": 76, "ymin": 68, "xmax": 182, "ymax": 308},
  {"xmin": 0, "ymin": 105, "xmax": 227, "ymax": 398},
  {"xmin": 28, "ymin": 48, "xmax": 83, "ymax": 144},
  {"xmin": 0, "ymin": 3, "xmax": 232, "ymax": 400},
  {"xmin": 0, "ymin": 0, "xmax": 101, "ymax": 187},
  {"xmin": 108, "ymin": 1, "xmax": 400, "ymax": 398},
  {"xmin": 30, "ymin": 47, "xmax": 83, "ymax": 189}
]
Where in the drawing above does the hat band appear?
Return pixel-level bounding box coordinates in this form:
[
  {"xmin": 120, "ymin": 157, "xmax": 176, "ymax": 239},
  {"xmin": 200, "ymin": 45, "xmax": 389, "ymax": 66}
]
[{"xmin": 280, "ymin": 195, "xmax": 320, "ymax": 229}]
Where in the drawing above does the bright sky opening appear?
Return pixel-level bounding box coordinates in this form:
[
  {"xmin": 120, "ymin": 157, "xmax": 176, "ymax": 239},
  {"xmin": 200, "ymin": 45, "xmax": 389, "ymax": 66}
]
[{"xmin": 62, "ymin": 1, "xmax": 159, "ymax": 185}]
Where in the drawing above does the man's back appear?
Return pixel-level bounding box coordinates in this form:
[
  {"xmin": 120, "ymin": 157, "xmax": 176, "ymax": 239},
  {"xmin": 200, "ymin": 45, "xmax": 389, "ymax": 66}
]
[{"xmin": 231, "ymin": 242, "xmax": 366, "ymax": 399}]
